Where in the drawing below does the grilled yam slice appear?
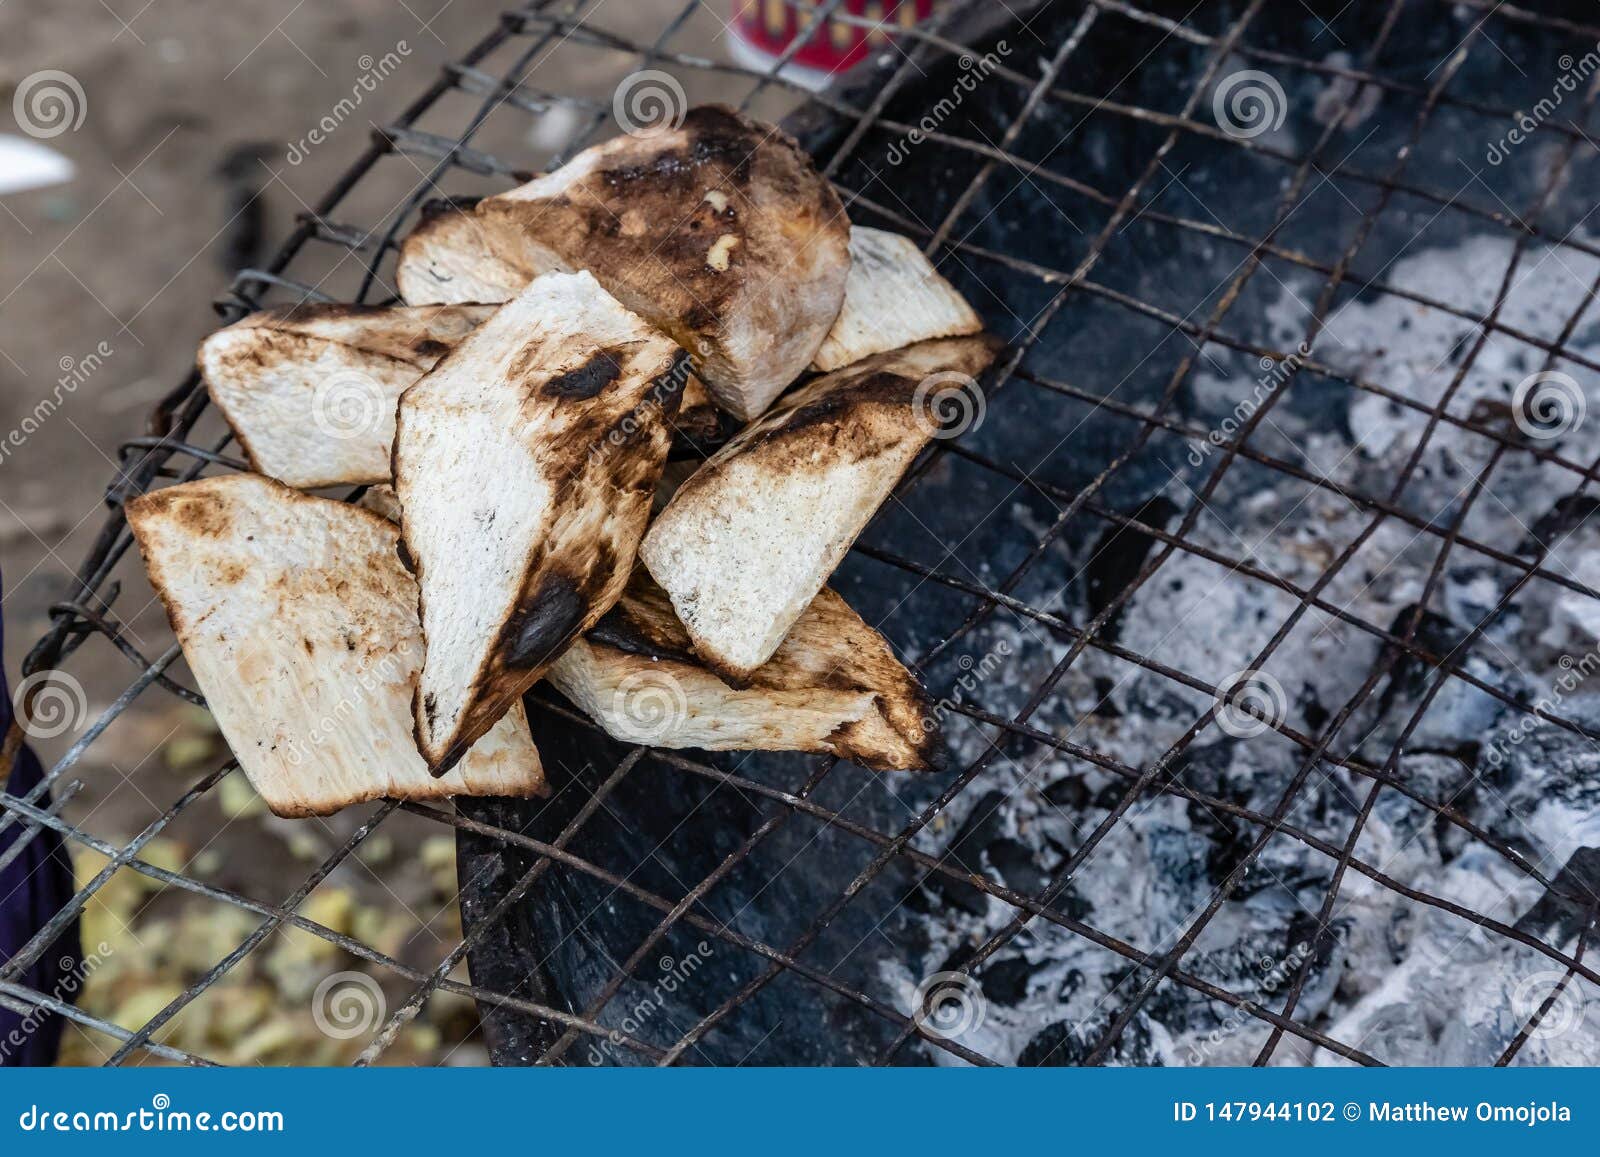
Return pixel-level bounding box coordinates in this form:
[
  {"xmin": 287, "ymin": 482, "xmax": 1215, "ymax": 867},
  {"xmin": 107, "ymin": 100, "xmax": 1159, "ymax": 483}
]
[
  {"xmin": 126, "ymin": 474, "xmax": 546, "ymax": 818},
  {"xmin": 200, "ymin": 302, "xmax": 494, "ymax": 489},
  {"xmin": 396, "ymin": 270, "xmax": 688, "ymax": 772},
  {"xmin": 396, "ymin": 198, "xmax": 569, "ymax": 306},
  {"xmin": 548, "ymin": 572, "xmax": 942, "ymax": 771},
  {"xmin": 478, "ymin": 105, "xmax": 849, "ymax": 421},
  {"xmin": 641, "ymin": 334, "xmax": 1000, "ymax": 681},
  {"xmin": 811, "ymin": 227, "xmax": 983, "ymax": 372},
  {"xmin": 392, "ymin": 208, "xmax": 973, "ymax": 393},
  {"xmin": 203, "ymin": 297, "xmax": 718, "ymax": 486}
]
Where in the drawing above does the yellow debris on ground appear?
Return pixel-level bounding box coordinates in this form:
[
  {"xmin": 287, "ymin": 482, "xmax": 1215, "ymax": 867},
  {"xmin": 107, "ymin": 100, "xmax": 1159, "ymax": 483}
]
[{"xmin": 58, "ymin": 834, "xmax": 482, "ymax": 1066}]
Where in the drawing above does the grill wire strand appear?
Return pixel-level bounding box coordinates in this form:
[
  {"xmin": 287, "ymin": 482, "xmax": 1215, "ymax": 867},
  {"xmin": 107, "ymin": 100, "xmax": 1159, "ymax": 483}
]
[{"xmin": 5, "ymin": 0, "xmax": 1600, "ymax": 1066}]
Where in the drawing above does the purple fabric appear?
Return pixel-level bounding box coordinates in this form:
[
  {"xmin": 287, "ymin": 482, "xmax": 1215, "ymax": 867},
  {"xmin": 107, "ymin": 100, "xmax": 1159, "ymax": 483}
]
[{"xmin": 0, "ymin": 575, "xmax": 80, "ymax": 1066}]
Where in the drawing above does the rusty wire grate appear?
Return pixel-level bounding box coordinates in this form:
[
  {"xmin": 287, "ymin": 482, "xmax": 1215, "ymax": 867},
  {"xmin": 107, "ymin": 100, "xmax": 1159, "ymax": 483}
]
[{"xmin": 6, "ymin": 0, "xmax": 1600, "ymax": 1066}]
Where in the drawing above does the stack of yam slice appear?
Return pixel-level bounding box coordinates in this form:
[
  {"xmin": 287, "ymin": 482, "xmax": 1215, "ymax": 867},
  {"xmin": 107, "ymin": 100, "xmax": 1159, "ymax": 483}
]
[{"xmin": 136, "ymin": 105, "xmax": 998, "ymax": 819}]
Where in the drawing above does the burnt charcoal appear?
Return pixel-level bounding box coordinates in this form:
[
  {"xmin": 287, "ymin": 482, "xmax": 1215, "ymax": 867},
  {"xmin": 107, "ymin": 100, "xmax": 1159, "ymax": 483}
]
[
  {"xmin": 1354, "ymin": 601, "xmax": 1512, "ymax": 762},
  {"xmin": 1285, "ymin": 910, "xmax": 1350, "ymax": 975},
  {"xmin": 1092, "ymin": 782, "xmax": 1127, "ymax": 809},
  {"xmin": 1376, "ymin": 604, "xmax": 1465, "ymax": 708},
  {"xmin": 1090, "ymin": 675, "xmax": 1122, "ymax": 717},
  {"xmin": 1018, "ymin": 1016, "xmax": 1161, "ymax": 1067},
  {"xmin": 1522, "ymin": 493, "xmax": 1600, "ymax": 555},
  {"xmin": 1058, "ymin": 968, "xmax": 1087, "ymax": 1002},
  {"xmin": 1168, "ymin": 738, "xmax": 1239, "ymax": 794},
  {"xmin": 1042, "ymin": 774, "xmax": 1089, "ymax": 810},
  {"xmin": 922, "ymin": 791, "xmax": 1007, "ymax": 916},
  {"xmin": 987, "ymin": 837, "xmax": 1048, "ymax": 896},
  {"xmin": 995, "ymin": 724, "xmax": 1038, "ymax": 764},
  {"xmin": 1085, "ymin": 496, "xmax": 1178, "ymax": 644},
  {"xmin": 1016, "ymin": 1020, "xmax": 1082, "ymax": 1066},
  {"xmin": 1300, "ymin": 682, "xmax": 1330, "ymax": 732},
  {"xmin": 1513, "ymin": 846, "xmax": 1600, "ymax": 946},
  {"xmin": 979, "ymin": 956, "xmax": 1035, "ymax": 1006},
  {"xmin": 1477, "ymin": 695, "xmax": 1600, "ymax": 858},
  {"xmin": 1203, "ymin": 825, "xmax": 1259, "ymax": 894}
]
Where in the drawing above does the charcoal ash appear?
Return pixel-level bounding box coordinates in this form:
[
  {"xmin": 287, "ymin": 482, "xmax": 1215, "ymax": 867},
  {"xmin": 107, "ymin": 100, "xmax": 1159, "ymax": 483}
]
[{"xmin": 891, "ymin": 230, "xmax": 1600, "ymax": 1066}]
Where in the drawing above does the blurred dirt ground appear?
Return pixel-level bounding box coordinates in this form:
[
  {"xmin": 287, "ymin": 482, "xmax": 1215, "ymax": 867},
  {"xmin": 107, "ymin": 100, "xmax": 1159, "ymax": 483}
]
[{"xmin": 0, "ymin": 0, "xmax": 767, "ymax": 1065}]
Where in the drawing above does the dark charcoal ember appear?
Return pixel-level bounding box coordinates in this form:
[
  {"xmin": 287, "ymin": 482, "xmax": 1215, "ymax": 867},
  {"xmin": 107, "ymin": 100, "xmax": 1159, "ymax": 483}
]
[
  {"xmin": 1085, "ymin": 496, "xmax": 1179, "ymax": 644},
  {"xmin": 979, "ymin": 956, "xmax": 1036, "ymax": 1007},
  {"xmin": 921, "ymin": 791, "xmax": 1008, "ymax": 917},
  {"xmin": 1353, "ymin": 603, "xmax": 1515, "ymax": 761},
  {"xmin": 1513, "ymin": 846, "xmax": 1600, "ymax": 947},
  {"xmin": 1042, "ymin": 774, "xmax": 1090, "ymax": 810},
  {"xmin": 1521, "ymin": 493, "xmax": 1600, "ymax": 555},
  {"xmin": 987, "ymin": 837, "xmax": 1049, "ymax": 896},
  {"xmin": 1476, "ymin": 694, "xmax": 1600, "ymax": 861},
  {"xmin": 1018, "ymin": 1015, "xmax": 1162, "ymax": 1067}
]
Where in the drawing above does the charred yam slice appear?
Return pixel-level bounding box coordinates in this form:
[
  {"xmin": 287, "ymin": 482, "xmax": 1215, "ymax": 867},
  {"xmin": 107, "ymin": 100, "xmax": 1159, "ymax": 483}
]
[
  {"xmin": 395, "ymin": 270, "xmax": 688, "ymax": 773},
  {"xmin": 199, "ymin": 302, "xmax": 494, "ymax": 489},
  {"xmin": 548, "ymin": 572, "xmax": 942, "ymax": 771},
  {"xmin": 811, "ymin": 227, "xmax": 983, "ymax": 372},
  {"xmin": 126, "ymin": 474, "xmax": 546, "ymax": 818},
  {"xmin": 478, "ymin": 105, "xmax": 850, "ymax": 421},
  {"xmin": 396, "ymin": 198, "xmax": 569, "ymax": 306},
  {"xmin": 640, "ymin": 334, "xmax": 999, "ymax": 681},
  {"xmin": 392, "ymin": 205, "xmax": 973, "ymax": 395},
  {"xmin": 203, "ymin": 298, "xmax": 719, "ymax": 486}
]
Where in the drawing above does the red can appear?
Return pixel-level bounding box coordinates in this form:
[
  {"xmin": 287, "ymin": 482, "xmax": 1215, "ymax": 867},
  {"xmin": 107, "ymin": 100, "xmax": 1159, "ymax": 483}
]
[{"xmin": 728, "ymin": 1, "xmax": 936, "ymax": 88}]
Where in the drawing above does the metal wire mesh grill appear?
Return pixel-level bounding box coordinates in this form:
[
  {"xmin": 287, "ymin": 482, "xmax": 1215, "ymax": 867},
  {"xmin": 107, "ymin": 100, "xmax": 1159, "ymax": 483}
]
[{"xmin": 6, "ymin": 0, "xmax": 1600, "ymax": 1066}]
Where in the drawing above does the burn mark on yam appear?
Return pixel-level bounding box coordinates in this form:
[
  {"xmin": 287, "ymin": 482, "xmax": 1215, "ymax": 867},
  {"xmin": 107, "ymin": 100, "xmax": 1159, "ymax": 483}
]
[
  {"xmin": 542, "ymin": 351, "xmax": 623, "ymax": 400},
  {"xmin": 598, "ymin": 108, "xmax": 759, "ymax": 193},
  {"xmin": 588, "ymin": 605, "xmax": 699, "ymax": 667},
  {"xmin": 170, "ymin": 497, "xmax": 233, "ymax": 538},
  {"xmin": 500, "ymin": 574, "xmax": 587, "ymax": 670},
  {"xmin": 258, "ymin": 301, "xmax": 370, "ymax": 327}
]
